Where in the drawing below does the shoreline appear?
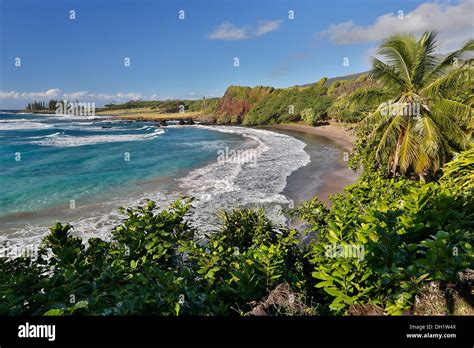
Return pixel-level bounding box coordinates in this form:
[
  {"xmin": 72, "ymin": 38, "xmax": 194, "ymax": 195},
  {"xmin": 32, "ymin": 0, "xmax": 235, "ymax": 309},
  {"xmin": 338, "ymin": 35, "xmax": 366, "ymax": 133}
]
[
  {"xmin": 1, "ymin": 112, "xmax": 359, "ymax": 245},
  {"xmin": 264, "ymin": 122, "xmax": 356, "ymax": 152},
  {"xmin": 263, "ymin": 122, "xmax": 359, "ymax": 204},
  {"xmin": 108, "ymin": 118, "xmax": 360, "ymax": 204},
  {"xmin": 0, "ymin": 119, "xmax": 310, "ymax": 247}
]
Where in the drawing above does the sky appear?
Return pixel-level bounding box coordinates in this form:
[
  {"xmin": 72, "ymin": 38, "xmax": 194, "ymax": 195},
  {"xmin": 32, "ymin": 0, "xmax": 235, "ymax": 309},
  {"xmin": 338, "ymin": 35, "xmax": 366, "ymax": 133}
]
[{"xmin": 0, "ymin": 0, "xmax": 473, "ymax": 108}]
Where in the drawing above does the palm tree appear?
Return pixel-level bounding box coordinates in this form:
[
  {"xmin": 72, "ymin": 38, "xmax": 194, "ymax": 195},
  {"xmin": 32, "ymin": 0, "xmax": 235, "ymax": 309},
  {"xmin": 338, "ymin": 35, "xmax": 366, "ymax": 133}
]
[{"xmin": 363, "ymin": 31, "xmax": 473, "ymax": 179}]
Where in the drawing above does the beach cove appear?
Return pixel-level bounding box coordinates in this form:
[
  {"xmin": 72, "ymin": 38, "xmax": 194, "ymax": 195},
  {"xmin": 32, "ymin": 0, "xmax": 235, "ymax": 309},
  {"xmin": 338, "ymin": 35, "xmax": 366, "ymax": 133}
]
[{"xmin": 0, "ymin": 112, "xmax": 358, "ymax": 251}]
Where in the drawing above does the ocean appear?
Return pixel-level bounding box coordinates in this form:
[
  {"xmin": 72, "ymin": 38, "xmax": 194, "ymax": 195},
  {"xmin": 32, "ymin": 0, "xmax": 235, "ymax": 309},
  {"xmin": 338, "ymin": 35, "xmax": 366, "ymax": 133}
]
[{"xmin": 0, "ymin": 112, "xmax": 340, "ymax": 253}]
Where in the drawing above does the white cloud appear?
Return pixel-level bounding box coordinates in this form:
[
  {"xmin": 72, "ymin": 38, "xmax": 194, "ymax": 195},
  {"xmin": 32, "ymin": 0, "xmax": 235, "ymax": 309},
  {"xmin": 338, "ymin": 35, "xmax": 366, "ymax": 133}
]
[
  {"xmin": 255, "ymin": 20, "xmax": 282, "ymax": 37},
  {"xmin": 0, "ymin": 89, "xmax": 143, "ymax": 103},
  {"xmin": 209, "ymin": 22, "xmax": 250, "ymax": 40},
  {"xmin": 209, "ymin": 19, "xmax": 281, "ymax": 41},
  {"xmin": 0, "ymin": 88, "xmax": 61, "ymax": 100},
  {"xmin": 319, "ymin": 0, "xmax": 474, "ymax": 51},
  {"xmin": 0, "ymin": 89, "xmax": 216, "ymax": 106},
  {"xmin": 108, "ymin": 92, "xmax": 143, "ymax": 100},
  {"xmin": 62, "ymin": 91, "xmax": 90, "ymax": 100}
]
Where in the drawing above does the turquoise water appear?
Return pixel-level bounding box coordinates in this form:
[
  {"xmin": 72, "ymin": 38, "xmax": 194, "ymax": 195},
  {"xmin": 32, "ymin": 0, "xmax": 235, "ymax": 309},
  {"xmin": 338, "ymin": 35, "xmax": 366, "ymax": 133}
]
[
  {"xmin": 0, "ymin": 113, "xmax": 248, "ymax": 216},
  {"xmin": 0, "ymin": 112, "xmax": 342, "ymax": 251}
]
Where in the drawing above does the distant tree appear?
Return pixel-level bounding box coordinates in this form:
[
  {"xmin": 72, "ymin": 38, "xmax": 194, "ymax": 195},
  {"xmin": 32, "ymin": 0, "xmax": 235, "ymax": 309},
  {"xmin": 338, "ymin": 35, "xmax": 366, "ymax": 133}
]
[
  {"xmin": 302, "ymin": 108, "xmax": 319, "ymax": 126},
  {"xmin": 49, "ymin": 100, "xmax": 58, "ymax": 111}
]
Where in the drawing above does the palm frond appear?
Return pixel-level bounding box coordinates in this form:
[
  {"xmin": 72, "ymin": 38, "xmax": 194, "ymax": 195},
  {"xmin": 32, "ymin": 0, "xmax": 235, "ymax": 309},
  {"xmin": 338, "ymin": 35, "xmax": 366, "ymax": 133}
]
[
  {"xmin": 414, "ymin": 116, "xmax": 451, "ymax": 173},
  {"xmin": 380, "ymin": 34, "xmax": 417, "ymax": 70},
  {"xmin": 420, "ymin": 67, "xmax": 474, "ymax": 99},
  {"xmin": 414, "ymin": 116, "xmax": 442, "ymax": 157},
  {"xmin": 424, "ymin": 38, "xmax": 474, "ymax": 84},
  {"xmin": 370, "ymin": 57, "xmax": 407, "ymax": 93},
  {"xmin": 375, "ymin": 114, "xmax": 406, "ymax": 163},
  {"xmin": 399, "ymin": 121, "xmax": 420, "ymax": 173},
  {"xmin": 433, "ymin": 98, "xmax": 473, "ymax": 129},
  {"xmin": 430, "ymin": 106, "xmax": 471, "ymax": 149},
  {"xmin": 412, "ymin": 31, "xmax": 439, "ymax": 89}
]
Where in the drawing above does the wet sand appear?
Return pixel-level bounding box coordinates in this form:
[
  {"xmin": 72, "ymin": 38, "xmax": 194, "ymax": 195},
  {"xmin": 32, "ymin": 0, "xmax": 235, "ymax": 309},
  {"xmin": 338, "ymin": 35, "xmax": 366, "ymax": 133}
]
[
  {"xmin": 262, "ymin": 123, "xmax": 360, "ymax": 205},
  {"xmin": 268, "ymin": 123, "xmax": 356, "ymax": 152}
]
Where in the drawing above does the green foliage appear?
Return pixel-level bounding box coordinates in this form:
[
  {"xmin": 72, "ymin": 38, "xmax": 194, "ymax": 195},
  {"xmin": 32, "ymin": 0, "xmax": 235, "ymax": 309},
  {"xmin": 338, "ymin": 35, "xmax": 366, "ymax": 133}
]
[
  {"xmin": 187, "ymin": 209, "xmax": 306, "ymax": 314},
  {"xmin": 356, "ymin": 32, "xmax": 474, "ymax": 178},
  {"xmin": 301, "ymin": 108, "xmax": 317, "ymax": 126},
  {"xmin": 100, "ymin": 98, "xmax": 220, "ymax": 114},
  {"xmin": 328, "ymin": 87, "xmax": 391, "ymax": 123},
  {"xmin": 296, "ymin": 152, "xmax": 473, "ymax": 315},
  {"xmin": 440, "ymin": 147, "xmax": 474, "ymax": 196},
  {"xmin": 0, "ymin": 200, "xmax": 307, "ymax": 316},
  {"xmin": 214, "ymin": 86, "xmax": 275, "ymax": 124},
  {"xmin": 243, "ymin": 88, "xmax": 300, "ymax": 125},
  {"xmin": 243, "ymin": 81, "xmax": 332, "ymax": 125},
  {"xmin": 187, "ymin": 97, "xmax": 219, "ymax": 113}
]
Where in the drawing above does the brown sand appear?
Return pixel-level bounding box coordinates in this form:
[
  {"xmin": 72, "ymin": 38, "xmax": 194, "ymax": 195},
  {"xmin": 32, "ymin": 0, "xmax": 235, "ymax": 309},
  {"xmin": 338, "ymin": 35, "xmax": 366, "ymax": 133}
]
[
  {"xmin": 265, "ymin": 123, "xmax": 360, "ymax": 204},
  {"xmin": 268, "ymin": 123, "xmax": 356, "ymax": 152}
]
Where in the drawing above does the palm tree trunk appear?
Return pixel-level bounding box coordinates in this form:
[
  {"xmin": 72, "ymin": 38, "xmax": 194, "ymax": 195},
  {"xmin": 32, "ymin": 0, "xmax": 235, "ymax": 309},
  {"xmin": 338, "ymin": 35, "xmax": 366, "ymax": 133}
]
[{"xmin": 391, "ymin": 127, "xmax": 406, "ymax": 176}]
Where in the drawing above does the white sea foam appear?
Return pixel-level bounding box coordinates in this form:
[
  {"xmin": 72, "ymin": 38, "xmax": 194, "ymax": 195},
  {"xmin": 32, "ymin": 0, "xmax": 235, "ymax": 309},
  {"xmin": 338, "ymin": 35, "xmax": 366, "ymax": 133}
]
[
  {"xmin": 67, "ymin": 121, "xmax": 95, "ymax": 126},
  {"xmin": 0, "ymin": 118, "xmax": 33, "ymax": 122},
  {"xmin": 55, "ymin": 124, "xmax": 129, "ymax": 132},
  {"xmin": 47, "ymin": 114, "xmax": 109, "ymax": 120},
  {"xmin": 179, "ymin": 126, "xmax": 310, "ymax": 231},
  {"xmin": 32, "ymin": 129, "xmax": 165, "ymax": 147},
  {"xmin": 0, "ymin": 120, "xmax": 53, "ymax": 130},
  {"xmin": 138, "ymin": 125, "xmax": 154, "ymax": 130}
]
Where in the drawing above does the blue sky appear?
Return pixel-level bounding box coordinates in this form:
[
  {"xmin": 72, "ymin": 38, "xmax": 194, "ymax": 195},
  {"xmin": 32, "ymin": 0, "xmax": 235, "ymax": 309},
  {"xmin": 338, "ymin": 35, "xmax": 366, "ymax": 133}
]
[{"xmin": 1, "ymin": 0, "xmax": 473, "ymax": 108}]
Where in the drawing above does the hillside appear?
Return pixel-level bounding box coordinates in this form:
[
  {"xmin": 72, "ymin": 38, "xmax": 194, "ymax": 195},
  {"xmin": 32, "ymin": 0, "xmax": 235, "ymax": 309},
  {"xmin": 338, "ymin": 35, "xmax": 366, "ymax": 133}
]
[
  {"xmin": 211, "ymin": 73, "xmax": 386, "ymax": 125},
  {"xmin": 93, "ymin": 71, "xmax": 383, "ymax": 126},
  {"xmin": 302, "ymin": 71, "xmax": 368, "ymax": 88},
  {"xmin": 213, "ymin": 85, "xmax": 276, "ymax": 124}
]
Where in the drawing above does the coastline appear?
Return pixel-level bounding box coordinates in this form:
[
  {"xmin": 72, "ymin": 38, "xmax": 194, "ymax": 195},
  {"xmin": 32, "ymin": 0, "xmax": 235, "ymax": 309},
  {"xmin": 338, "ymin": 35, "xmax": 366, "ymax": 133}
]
[
  {"xmin": 263, "ymin": 122, "xmax": 359, "ymax": 204},
  {"xmin": 3, "ymin": 113, "xmax": 358, "ymax": 253},
  {"xmin": 265, "ymin": 122, "xmax": 356, "ymax": 152},
  {"xmin": 103, "ymin": 116, "xmax": 360, "ymax": 205},
  {"xmin": 0, "ymin": 116, "xmax": 311, "ymax": 247}
]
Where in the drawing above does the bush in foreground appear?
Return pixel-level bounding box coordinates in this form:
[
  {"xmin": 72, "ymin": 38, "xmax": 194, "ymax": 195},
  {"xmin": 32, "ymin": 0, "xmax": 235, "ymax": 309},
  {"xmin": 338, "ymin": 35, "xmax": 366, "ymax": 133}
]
[{"xmin": 0, "ymin": 201, "xmax": 306, "ymax": 315}]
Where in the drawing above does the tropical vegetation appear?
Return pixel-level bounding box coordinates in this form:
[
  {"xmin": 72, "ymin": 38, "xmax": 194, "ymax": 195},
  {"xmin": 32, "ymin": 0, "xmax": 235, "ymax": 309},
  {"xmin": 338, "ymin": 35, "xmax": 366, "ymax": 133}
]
[
  {"xmin": 8, "ymin": 32, "xmax": 473, "ymax": 316},
  {"xmin": 353, "ymin": 32, "xmax": 473, "ymax": 179}
]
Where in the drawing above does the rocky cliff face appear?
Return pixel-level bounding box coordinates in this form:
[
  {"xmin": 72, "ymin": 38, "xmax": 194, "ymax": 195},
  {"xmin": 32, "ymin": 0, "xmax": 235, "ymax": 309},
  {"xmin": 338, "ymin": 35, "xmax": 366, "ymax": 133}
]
[{"xmin": 214, "ymin": 86, "xmax": 275, "ymax": 124}]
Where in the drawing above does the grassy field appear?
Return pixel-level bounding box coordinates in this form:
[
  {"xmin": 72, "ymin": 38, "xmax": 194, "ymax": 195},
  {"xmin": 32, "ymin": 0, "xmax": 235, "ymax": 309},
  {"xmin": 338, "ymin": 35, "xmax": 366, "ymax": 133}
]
[{"xmin": 96, "ymin": 107, "xmax": 203, "ymax": 120}]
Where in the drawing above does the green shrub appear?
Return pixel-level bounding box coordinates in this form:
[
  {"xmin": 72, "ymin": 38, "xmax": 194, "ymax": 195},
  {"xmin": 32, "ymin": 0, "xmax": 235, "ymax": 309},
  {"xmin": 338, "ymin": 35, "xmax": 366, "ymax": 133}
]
[
  {"xmin": 0, "ymin": 201, "xmax": 308, "ymax": 316},
  {"xmin": 295, "ymin": 152, "xmax": 473, "ymax": 315}
]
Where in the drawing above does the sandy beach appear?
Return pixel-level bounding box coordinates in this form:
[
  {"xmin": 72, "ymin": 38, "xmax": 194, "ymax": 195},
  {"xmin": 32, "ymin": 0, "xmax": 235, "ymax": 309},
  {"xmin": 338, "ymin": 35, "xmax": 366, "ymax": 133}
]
[
  {"xmin": 267, "ymin": 122, "xmax": 357, "ymax": 152},
  {"xmin": 264, "ymin": 122, "xmax": 360, "ymax": 204}
]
